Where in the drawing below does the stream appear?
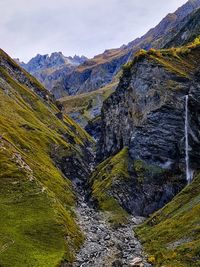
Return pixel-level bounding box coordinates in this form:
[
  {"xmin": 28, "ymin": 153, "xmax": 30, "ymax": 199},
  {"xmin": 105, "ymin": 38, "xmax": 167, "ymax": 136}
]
[{"xmin": 72, "ymin": 185, "xmax": 151, "ymax": 267}]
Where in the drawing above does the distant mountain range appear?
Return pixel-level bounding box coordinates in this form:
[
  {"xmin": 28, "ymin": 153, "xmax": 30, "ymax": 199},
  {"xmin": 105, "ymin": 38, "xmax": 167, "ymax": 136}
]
[
  {"xmin": 17, "ymin": 0, "xmax": 200, "ymax": 99},
  {"xmin": 15, "ymin": 52, "xmax": 87, "ymax": 98}
]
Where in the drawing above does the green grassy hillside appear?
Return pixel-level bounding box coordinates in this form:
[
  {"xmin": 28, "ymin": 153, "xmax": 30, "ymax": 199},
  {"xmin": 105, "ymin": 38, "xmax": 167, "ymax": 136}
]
[
  {"xmin": 0, "ymin": 49, "xmax": 92, "ymax": 266},
  {"xmin": 137, "ymin": 173, "xmax": 200, "ymax": 267}
]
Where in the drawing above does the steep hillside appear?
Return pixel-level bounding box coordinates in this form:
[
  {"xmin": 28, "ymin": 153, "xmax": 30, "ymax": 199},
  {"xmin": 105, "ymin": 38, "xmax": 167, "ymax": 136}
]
[
  {"xmin": 137, "ymin": 172, "xmax": 200, "ymax": 267},
  {"xmin": 94, "ymin": 39, "xmax": 200, "ymax": 219},
  {"xmin": 165, "ymin": 7, "xmax": 200, "ymax": 47},
  {"xmin": 0, "ymin": 49, "xmax": 93, "ymax": 267}
]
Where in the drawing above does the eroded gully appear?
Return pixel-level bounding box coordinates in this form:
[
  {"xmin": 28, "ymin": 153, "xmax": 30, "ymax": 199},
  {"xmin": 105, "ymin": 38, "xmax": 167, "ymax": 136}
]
[{"xmin": 71, "ymin": 184, "xmax": 152, "ymax": 267}]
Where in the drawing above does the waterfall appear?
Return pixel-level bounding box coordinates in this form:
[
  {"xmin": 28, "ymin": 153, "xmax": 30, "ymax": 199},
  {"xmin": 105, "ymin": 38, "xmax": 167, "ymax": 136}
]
[{"xmin": 185, "ymin": 95, "xmax": 193, "ymax": 184}]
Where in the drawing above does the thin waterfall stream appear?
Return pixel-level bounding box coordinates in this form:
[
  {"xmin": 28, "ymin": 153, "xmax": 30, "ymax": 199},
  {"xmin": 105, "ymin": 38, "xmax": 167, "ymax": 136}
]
[{"xmin": 185, "ymin": 95, "xmax": 193, "ymax": 184}]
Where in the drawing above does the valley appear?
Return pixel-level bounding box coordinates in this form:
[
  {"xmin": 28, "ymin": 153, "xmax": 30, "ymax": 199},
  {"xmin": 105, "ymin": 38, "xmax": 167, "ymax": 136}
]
[{"xmin": 1, "ymin": 0, "xmax": 200, "ymax": 267}]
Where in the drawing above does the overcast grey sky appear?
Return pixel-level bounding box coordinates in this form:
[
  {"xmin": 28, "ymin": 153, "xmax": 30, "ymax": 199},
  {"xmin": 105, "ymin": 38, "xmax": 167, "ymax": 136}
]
[{"xmin": 0, "ymin": 0, "xmax": 187, "ymax": 62}]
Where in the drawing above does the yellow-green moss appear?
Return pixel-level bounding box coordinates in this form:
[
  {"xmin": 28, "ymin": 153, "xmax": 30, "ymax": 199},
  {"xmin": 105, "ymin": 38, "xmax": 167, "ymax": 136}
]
[
  {"xmin": 0, "ymin": 50, "xmax": 92, "ymax": 266},
  {"xmin": 134, "ymin": 160, "xmax": 165, "ymax": 184},
  {"xmin": 126, "ymin": 38, "xmax": 200, "ymax": 80},
  {"xmin": 90, "ymin": 148, "xmax": 130, "ymax": 226}
]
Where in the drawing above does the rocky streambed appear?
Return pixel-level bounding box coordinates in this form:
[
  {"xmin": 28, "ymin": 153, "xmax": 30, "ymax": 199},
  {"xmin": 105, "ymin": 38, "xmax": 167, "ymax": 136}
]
[{"xmin": 72, "ymin": 187, "xmax": 151, "ymax": 267}]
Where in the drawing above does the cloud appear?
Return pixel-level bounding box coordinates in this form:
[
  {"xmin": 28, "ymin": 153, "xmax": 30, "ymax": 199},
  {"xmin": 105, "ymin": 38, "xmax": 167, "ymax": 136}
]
[{"xmin": 0, "ymin": 0, "xmax": 187, "ymax": 61}]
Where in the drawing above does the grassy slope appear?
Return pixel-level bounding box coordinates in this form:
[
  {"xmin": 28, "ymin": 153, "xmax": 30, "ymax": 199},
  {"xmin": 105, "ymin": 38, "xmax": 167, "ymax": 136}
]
[
  {"xmin": 90, "ymin": 148, "xmax": 130, "ymax": 226},
  {"xmin": 0, "ymin": 50, "xmax": 92, "ymax": 266},
  {"xmin": 137, "ymin": 173, "xmax": 200, "ymax": 267}
]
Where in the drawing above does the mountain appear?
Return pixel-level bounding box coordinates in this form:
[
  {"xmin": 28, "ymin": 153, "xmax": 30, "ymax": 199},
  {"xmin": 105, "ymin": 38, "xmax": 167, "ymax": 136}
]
[
  {"xmin": 18, "ymin": 52, "xmax": 87, "ymax": 98},
  {"xmin": 0, "ymin": 49, "xmax": 93, "ymax": 266},
  {"xmin": 126, "ymin": 0, "xmax": 200, "ymax": 50},
  {"xmin": 165, "ymin": 7, "xmax": 200, "ymax": 47},
  {"xmin": 57, "ymin": 0, "xmax": 200, "ymax": 97}
]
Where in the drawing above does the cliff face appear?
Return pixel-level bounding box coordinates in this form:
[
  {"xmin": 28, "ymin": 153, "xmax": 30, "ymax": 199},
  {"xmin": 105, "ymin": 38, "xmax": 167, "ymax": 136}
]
[{"xmin": 95, "ymin": 44, "xmax": 200, "ymax": 216}]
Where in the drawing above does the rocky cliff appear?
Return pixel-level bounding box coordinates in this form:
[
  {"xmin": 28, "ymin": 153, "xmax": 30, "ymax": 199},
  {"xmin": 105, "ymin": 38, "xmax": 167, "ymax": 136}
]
[
  {"xmin": 58, "ymin": 1, "xmax": 200, "ymax": 135},
  {"xmin": 93, "ymin": 42, "xmax": 200, "ymax": 219}
]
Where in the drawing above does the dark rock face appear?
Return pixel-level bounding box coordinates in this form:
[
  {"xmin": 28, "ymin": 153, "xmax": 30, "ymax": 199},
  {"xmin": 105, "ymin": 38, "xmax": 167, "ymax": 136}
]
[
  {"xmin": 85, "ymin": 116, "xmax": 102, "ymax": 141},
  {"xmin": 187, "ymin": 70, "xmax": 200, "ymax": 170},
  {"xmin": 104, "ymin": 171, "xmax": 184, "ymax": 217},
  {"xmin": 99, "ymin": 59, "xmax": 189, "ymax": 163},
  {"xmin": 97, "ymin": 54, "xmax": 200, "ymax": 216}
]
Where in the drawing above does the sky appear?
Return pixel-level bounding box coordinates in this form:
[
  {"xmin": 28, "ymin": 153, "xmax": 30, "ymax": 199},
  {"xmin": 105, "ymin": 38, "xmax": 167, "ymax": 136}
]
[{"xmin": 0, "ymin": 0, "xmax": 187, "ymax": 62}]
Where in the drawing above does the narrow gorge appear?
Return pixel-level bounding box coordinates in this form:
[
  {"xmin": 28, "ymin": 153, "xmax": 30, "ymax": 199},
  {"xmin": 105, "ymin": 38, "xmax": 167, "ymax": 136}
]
[{"xmin": 1, "ymin": 1, "xmax": 200, "ymax": 267}]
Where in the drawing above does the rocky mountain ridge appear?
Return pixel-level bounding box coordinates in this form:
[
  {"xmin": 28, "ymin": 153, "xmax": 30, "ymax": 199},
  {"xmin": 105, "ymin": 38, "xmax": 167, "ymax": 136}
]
[
  {"xmin": 21, "ymin": 52, "xmax": 87, "ymax": 72},
  {"xmin": 1, "ymin": 1, "xmax": 200, "ymax": 267}
]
